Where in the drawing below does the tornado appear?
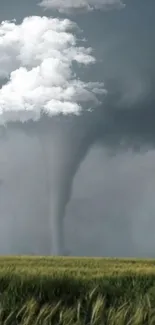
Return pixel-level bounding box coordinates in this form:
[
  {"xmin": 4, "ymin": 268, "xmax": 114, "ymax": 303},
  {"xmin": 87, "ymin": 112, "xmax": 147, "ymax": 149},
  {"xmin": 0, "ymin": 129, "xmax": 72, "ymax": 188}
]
[{"xmin": 2, "ymin": 112, "xmax": 101, "ymax": 256}]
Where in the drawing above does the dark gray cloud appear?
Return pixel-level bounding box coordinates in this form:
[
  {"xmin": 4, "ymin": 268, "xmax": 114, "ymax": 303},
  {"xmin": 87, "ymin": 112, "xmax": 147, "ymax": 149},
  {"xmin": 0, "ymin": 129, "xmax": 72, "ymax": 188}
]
[{"xmin": 38, "ymin": 0, "xmax": 125, "ymax": 13}]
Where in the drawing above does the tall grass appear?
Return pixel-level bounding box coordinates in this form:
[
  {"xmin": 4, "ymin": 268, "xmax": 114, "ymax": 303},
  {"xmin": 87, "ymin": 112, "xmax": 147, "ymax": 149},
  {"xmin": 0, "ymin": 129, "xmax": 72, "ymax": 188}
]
[
  {"xmin": 0, "ymin": 289, "xmax": 155, "ymax": 324},
  {"xmin": 0, "ymin": 257, "xmax": 155, "ymax": 324}
]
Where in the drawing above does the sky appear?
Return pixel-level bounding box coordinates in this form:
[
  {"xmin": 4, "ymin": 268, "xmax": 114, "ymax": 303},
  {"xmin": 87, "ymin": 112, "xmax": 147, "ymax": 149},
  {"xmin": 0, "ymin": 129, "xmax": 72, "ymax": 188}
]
[{"xmin": 0, "ymin": 0, "xmax": 155, "ymax": 257}]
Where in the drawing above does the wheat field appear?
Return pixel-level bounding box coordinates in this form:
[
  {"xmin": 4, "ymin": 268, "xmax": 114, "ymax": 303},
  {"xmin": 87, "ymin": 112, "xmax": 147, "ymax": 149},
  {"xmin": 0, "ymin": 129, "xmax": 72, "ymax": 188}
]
[{"xmin": 0, "ymin": 256, "xmax": 155, "ymax": 324}]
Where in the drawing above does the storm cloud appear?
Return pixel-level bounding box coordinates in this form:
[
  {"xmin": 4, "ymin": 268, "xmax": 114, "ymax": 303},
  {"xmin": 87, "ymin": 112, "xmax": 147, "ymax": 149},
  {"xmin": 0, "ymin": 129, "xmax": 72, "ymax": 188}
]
[{"xmin": 0, "ymin": 0, "xmax": 155, "ymax": 257}]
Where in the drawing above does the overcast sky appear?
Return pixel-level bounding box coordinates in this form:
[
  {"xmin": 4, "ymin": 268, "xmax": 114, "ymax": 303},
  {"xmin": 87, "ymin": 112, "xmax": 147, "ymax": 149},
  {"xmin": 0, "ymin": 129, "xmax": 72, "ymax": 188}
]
[{"xmin": 0, "ymin": 0, "xmax": 155, "ymax": 257}]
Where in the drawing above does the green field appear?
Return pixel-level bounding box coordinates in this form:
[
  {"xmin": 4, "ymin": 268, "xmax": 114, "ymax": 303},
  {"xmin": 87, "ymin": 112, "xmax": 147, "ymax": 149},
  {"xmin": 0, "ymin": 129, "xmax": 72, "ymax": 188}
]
[{"xmin": 1, "ymin": 256, "xmax": 155, "ymax": 324}]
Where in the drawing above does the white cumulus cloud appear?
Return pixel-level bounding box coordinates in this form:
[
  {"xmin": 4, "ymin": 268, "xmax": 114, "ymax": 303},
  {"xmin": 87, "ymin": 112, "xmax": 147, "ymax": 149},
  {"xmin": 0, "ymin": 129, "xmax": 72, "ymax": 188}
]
[
  {"xmin": 0, "ymin": 16, "xmax": 106, "ymax": 124},
  {"xmin": 38, "ymin": 0, "xmax": 125, "ymax": 14}
]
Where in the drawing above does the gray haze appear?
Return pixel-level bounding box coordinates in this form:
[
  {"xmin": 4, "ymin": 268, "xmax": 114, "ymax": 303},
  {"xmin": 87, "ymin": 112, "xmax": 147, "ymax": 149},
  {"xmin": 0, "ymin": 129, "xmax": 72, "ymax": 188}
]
[{"xmin": 0, "ymin": 0, "xmax": 155, "ymax": 257}]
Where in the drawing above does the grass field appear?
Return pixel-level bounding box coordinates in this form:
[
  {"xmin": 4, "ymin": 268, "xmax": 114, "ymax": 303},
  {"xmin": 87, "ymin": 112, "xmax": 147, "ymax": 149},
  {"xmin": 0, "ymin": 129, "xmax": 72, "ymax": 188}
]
[{"xmin": 1, "ymin": 256, "xmax": 155, "ymax": 324}]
